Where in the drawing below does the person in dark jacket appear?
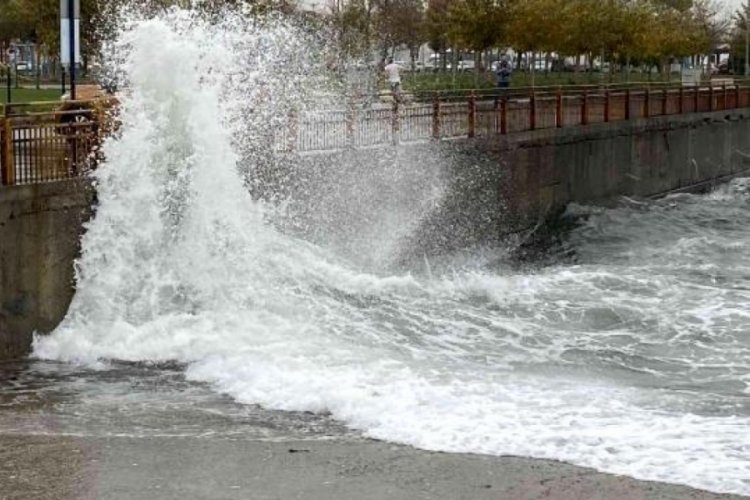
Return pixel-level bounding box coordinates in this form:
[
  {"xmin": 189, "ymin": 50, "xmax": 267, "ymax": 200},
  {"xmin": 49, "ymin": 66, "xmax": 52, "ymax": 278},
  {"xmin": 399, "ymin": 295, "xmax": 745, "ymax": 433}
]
[{"xmin": 496, "ymin": 59, "xmax": 512, "ymax": 89}]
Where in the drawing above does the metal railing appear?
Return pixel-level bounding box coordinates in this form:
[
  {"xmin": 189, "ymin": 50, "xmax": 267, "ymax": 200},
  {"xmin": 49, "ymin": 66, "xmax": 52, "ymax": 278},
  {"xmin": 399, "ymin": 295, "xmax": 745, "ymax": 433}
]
[
  {"xmin": 2, "ymin": 81, "xmax": 750, "ymax": 186},
  {"xmin": 280, "ymin": 81, "xmax": 750, "ymax": 153},
  {"xmin": 0, "ymin": 101, "xmax": 105, "ymax": 186}
]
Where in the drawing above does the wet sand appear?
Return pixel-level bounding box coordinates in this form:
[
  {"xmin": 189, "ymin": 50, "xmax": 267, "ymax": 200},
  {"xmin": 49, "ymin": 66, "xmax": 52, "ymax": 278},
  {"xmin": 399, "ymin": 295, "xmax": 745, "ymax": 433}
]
[{"xmin": 0, "ymin": 433, "xmax": 745, "ymax": 500}]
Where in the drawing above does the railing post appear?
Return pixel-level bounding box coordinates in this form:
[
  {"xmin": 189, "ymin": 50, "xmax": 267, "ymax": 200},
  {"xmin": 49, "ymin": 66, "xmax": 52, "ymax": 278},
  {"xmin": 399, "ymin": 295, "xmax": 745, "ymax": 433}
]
[
  {"xmin": 345, "ymin": 100, "xmax": 355, "ymax": 148},
  {"xmin": 709, "ymin": 83, "xmax": 714, "ymax": 112},
  {"xmin": 581, "ymin": 90, "xmax": 588, "ymax": 125},
  {"xmin": 678, "ymin": 86, "xmax": 684, "ymax": 114},
  {"xmin": 644, "ymin": 88, "xmax": 650, "ymax": 119},
  {"xmin": 735, "ymin": 84, "xmax": 741, "ymax": 109},
  {"xmin": 391, "ymin": 97, "xmax": 400, "ymax": 145},
  {"xmin": 288, "ymin": 111, "xmax": 298, "ymax": 152},
  {"xmin": 556, "ymin": 88, "xmax": 563, "ymax": 128},
  {"xmin": 604, "ymin": 90, "xmax": 610, "ymax": 123},
  {"xmin": 529, "ymin": 90, "xmax": 536, "ymax": 130},
  {"xmin": 722, "ymin": 83, "xmax": 727, "ymax": 110},
  {"xmin": 694, "ymin": 85, "xmax": 700, "ymax": 112},
  {"xmin": 662, "ymin": 88, "xmax": 668, "ymax": 115},
  {"xmin": 432, "ymin": 92, "xmax": 441, "ymax": 140},
  {"xmin": 625, "ymin": 88, "xmax": 631, "ymax": 120},
  {"xmin": 500, "ymin": 96, "xmax": 508, "ymax": 135},
  {"xmin": 1, "ymin": 118, "xmax": 13, "ymax": 186},
  {"xmin": 468, "ymin": 91, "xmax": 476, "ymax": 138}
]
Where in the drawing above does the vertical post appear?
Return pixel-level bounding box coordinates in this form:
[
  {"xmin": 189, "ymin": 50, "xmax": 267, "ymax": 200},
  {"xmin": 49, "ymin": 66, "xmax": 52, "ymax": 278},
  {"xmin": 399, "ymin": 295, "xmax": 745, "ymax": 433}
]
[
  {"xmin": 391, "ymin": 98, "xmax": 399, "ymax": 145},
  {"xmin": 722, "ymin": 83, "xmax": 727, "ymax": 110},
  {"xmin": 644, "ymin": 88, "xmax": 650, "ymax": 118},
  {"xmin": 61, "ymin": 66, "xmax": 66, "ymax": 96},
  {"xmin": 679, "ymin": 86, "xmax": 684, "ymax": 114},
  {"xmin": 432, "ymin": 92, "xmax": 441, "ymax": 140},
  {"xmin": 468, "ymin": 91, "xmax": 476, "ymax": 138},
  {"xmin": 67, "ymin": 0, "xmax": 77, "ymax": 100},
  {"xmin": 5, "ymin": 65, "xmax": 10, "ymax": 104},
  {"xmin": 1, "ymin": 117, "xmax": 13, "ymax": 186},
  {"xmin": 662, "ymin": 88, "xmax": 668, "ymax": 115},
  {"xmin": 604, "ymin": 90, "xmax": 610, "ymax": 123},
  {"xmin": 625, "ymin": 88, "xmax": 631, "ymax": 120},
  {"xmin": 735, "ymin": 84, "xmax": 741, "ymax": 109},
  {"xmin": 345, "ymin": 98, "xmax": 355, "ymax": 148},
  {"xmin": 581, "ymin": 90, "xmax": 588, "ymax": 125},
  {"xmin": 709, "ymin": 83, "xmax": 714, "ymax": 112},
  {"xmin": 529, "ymin": 90, "xmax": 536, "ymax": 130},
  {"xmin": 287, "ymin": 111, "xmax": 298, "ymax": 152},
  {"xmin": 694, "ymin": 84, "xmax": 699, "ymax": 112},
  {"xmin": 556, "ymin": 88, "xmax": 563, "ymax": 128},
  {"xmin": 500, "ymin": 96, "xmax": 508, "ymax": 135}
]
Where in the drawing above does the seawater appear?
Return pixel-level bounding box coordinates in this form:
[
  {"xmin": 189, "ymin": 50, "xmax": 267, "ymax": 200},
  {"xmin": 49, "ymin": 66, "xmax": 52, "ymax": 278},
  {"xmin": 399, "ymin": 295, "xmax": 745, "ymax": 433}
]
[{"xmin": 31, "ymin": 11, "xmax": 750, "ymax": 496}]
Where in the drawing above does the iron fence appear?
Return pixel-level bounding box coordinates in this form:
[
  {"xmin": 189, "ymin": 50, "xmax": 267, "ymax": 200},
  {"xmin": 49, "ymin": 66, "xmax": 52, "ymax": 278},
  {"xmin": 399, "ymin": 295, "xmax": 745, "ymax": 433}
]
[{"xmin": 1, "ymin": 102, "xmax": 103, "ymax": 186}]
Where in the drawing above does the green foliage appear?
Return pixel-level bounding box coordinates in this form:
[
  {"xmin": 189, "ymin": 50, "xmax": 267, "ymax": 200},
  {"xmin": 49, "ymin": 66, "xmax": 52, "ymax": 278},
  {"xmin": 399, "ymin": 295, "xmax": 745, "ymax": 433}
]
[
  {"xmin": 0, "ymin": 0, "xmax": 729, "ymax": 78},
  {"xmin": 447, "ymin": 0, "xmax": 507, "ymax": 52}
]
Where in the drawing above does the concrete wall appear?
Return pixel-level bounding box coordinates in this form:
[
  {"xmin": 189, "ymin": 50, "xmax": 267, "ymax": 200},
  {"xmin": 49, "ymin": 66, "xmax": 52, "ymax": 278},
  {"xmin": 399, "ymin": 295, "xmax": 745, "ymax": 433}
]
[
  {"xmin": 0, "ymin": 180, "xmax": 93, "ymax": 359},
  {"xmin": 399, "ymin": 109, "xmax": 750, "ymax": 257},
  {"xmin": 493, "ymin": 109, "xmax": 750, "ymax": 232}
]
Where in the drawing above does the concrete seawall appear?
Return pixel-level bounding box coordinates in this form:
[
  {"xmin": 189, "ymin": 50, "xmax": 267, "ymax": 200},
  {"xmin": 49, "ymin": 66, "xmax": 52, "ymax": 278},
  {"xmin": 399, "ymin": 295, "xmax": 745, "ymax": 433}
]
[
  {"xmin": 2, "ymin": 109, "xmax": 750, "ymax": 359},
  {"xmin": 0, "ymin": 180, "xmax": 93, "ymax": 359},
  {"xmin": 493, "ymin": 108, "xmax": 750, "ymax": 232},
  {"xmin": 280, "ymin": 109, "xmax": 750, "ymax": 259}
]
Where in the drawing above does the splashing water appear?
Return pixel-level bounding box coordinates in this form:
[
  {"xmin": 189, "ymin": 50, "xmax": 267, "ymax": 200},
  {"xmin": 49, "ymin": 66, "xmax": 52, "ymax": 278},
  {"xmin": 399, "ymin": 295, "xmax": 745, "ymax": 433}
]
[{"xmin": 33, "ymin": 10, "xmax": 750, "ymax": 496}]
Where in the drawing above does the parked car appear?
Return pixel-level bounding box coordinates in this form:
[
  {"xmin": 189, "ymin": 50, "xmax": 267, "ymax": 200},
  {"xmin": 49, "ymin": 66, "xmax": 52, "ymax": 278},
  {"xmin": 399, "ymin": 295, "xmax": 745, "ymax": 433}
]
[{"xmin": 456, "ymin": 60, "xmax": 475, "ymax": 72}]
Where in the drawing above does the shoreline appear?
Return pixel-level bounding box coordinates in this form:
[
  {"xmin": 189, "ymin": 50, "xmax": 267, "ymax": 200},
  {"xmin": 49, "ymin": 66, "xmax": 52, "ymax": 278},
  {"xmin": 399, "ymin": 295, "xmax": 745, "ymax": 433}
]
[{"xmin": 0, "ymin": 433, "xmax": 745, "ymax": 500}]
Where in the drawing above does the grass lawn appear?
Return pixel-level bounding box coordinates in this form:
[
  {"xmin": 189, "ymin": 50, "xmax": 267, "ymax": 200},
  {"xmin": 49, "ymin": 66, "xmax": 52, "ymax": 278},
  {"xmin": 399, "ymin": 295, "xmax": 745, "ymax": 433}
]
[{"xmin": 0, "ymin": 87, "xmax": 63, "ymax": 104}]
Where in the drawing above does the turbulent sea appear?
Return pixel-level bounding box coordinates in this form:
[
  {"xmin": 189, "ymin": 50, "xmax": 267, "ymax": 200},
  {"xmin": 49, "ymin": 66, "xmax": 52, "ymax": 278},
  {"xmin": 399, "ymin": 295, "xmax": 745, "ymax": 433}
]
[{"xmin": 10, "ymin": 10, "xmax": 750, "ymax": 496}]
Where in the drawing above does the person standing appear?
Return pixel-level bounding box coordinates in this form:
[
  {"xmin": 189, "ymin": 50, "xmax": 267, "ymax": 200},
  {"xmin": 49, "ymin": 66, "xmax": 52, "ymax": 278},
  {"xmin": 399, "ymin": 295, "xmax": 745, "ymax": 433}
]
[
  {"xmin": 384, "ymin": 58, "xmax": 402, "ymax": 101},
  {"xmin": 496, "ymin": 59, "xmax": 512, "ymax": 90}
]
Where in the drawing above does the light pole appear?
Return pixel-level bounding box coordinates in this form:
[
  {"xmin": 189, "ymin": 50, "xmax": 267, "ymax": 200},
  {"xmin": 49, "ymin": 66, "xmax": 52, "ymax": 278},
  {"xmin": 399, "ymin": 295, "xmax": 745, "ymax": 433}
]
[{"xmin": 60, "ymin": 0, "xmax": 80, "ymax": 100}]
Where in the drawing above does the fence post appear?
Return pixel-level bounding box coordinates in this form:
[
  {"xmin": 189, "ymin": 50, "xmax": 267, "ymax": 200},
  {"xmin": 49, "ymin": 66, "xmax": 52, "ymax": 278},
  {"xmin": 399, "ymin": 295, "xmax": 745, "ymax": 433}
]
[
  {"xmin": 468, "ymin": 91, "xmax": 476, "ymax": 138},
  {"xmin": 625, "ymin": 88, "xmax": 631, "ymax": 120},
  {"xmin": 500, "ymin": 96, "xmax": 508, "ymax": 135},
  {"xmin": 529, "ymin": 90, "xmax": 536, "ymax": 130},
  {"xmin": 581, "ymin": 90, "xmax": 588, "ymax": 125},
  {"xmin": 694, "ymin": 85, "xmax": 700, "ymax": 112},
  {"xmin": 432, "ymin": 92, "xmax": 441, "ymax": 140},
  {"xmin": 391, "ymin": 98, "xmax": 400, "ymax": 145},
  {"xmin": 556, "ymin": 88, "xmax": 563, "ymax": 128},
  {"xmin": 288, "ymin": 111, "xmax": 298, "ymax": 152},
  {"xmin": 662, "ymin": 88, "xmax": 668, "ymax": 115},
  {"xmin": 678, "ymin": 86, "xmax": 684, "ymax": 114},
  {"xmin": 604, "ymin": 90, "xmax": 610, "ymax": 123},
  {"xmin": 1, "ymin": 118, "xmax": 13, "ymax": 186},
  {"xmin": 735, "ymin": 84, "xmax": 740, "ymax": 109},
  {"xmin": 644, "ymin": 88, "xmax": 650, "ymax": 118},
  {"xmin": 722, "ymin": 83, "xmax": 727, "ymax": 110},
  {"xmin": 345, "ymin": 100, "xmax": 355, "ymax": 148},
  {"xmin": 709, "ymin": 83, "xmax": 714, "ymax": 112}
]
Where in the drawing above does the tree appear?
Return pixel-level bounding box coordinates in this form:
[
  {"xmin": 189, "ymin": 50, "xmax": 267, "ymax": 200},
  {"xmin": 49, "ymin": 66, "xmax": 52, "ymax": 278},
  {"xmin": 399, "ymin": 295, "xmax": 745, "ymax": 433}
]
[
  {"xmin": 506, "ymin": 0, "xmax": 566, "ymax": 83},
  {"xmin": 424, "ymin": 0, "xmax": 450, "ymax": 70},
  {"xmin": 730, "ymin": 0, "xmax": 750, "ymax": 75},
  {"xmin": 447, "ymin": 0, "xmax": 506, "ymax": 54}
]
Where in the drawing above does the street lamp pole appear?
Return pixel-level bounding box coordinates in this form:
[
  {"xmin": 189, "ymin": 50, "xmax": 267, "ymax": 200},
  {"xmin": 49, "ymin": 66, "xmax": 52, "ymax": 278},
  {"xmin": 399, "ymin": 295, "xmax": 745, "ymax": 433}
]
[
  {"xmin": 68, "ymin": 0, "xmax": 76, "ymax": 100},
  {"xmin": 60, "ymin": 0, "xmax": 79, "ymax": 99}
]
